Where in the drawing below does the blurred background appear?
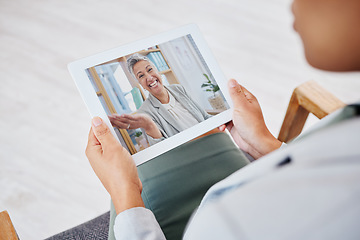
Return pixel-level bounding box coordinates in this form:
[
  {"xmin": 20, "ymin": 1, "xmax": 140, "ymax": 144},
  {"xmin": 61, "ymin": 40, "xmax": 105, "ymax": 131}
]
[{"xmin": 0, "ymin": 0, "xmax": 359, "ymax": 239}]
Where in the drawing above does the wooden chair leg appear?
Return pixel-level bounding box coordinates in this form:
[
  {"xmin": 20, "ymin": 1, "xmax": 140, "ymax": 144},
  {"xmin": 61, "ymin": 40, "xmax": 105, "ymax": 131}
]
[
  {"xmin": 0, "ymin": 211, "xmax": 19, "ymax": 240},
  {"xmin": 278, "ymin": 80, "xmax": 345, "ymax": 143}
]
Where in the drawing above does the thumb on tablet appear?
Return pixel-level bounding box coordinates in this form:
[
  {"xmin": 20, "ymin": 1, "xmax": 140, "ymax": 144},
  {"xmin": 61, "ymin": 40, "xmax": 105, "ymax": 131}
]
[{"xmin": 92, "ymin": 117, "xmax": 117, "ymax": 146}]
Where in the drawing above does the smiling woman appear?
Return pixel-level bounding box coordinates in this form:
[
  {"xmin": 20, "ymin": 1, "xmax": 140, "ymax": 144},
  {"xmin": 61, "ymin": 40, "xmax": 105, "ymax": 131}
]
[{"xmin": 109, "ymin": 54, "xmax": 212, "ymax": 145}]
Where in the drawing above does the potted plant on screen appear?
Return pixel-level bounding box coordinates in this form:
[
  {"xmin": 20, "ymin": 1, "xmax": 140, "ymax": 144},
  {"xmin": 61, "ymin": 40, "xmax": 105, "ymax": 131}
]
[
  {"xmin": 134, "ymin": 131, "xmax": 148, "ymax": 150},
  {"xmin": 201, "ymin": 73, "xmax": 226, "ymax": 110}
]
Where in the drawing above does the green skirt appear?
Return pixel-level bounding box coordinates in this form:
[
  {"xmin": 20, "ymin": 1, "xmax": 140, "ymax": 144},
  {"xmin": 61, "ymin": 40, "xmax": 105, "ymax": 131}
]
[{"xmin": 108, "ymin": 132, "xmax": 250, "ymax": 240}]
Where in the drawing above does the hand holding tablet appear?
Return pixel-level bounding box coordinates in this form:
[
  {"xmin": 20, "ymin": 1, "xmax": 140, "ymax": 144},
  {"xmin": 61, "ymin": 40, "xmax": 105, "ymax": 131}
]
[{"xmin": 86, "ymin": 117, "xmax": 144, "ymax": 214}]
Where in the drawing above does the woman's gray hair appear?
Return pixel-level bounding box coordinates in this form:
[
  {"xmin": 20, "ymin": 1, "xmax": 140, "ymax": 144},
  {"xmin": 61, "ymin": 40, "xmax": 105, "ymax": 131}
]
[{"xmin": 127, "ymin": 53, "xmax": 156, "ymax": 80}]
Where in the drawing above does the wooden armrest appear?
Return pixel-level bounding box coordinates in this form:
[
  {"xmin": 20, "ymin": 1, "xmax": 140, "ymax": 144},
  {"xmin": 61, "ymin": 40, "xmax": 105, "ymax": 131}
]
[
  {"xmin": 278, "ymin": 80, "xmax": 345, "ymax": 143},
  {"xmin": 0, "ymin": 211, "xmax": 19, "ymax": 240}
]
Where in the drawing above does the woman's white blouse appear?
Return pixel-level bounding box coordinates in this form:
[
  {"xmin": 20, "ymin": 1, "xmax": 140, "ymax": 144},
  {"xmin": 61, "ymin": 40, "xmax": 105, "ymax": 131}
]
[{"xmin": 161, "ymin": 92, "xmax": 200, "ymax": 130}]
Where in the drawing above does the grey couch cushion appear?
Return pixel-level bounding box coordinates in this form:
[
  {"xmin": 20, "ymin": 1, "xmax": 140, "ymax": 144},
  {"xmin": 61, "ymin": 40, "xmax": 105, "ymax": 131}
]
[{"xmin": 45, "ymin": 211, "xmax": 109, "ymax": 240}]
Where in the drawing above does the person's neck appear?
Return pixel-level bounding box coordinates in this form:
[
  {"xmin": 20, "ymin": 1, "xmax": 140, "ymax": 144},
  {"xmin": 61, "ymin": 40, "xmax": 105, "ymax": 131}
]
[{"xmin": 154, "ymin": 88, "xmax": 169, "ymax": 104}]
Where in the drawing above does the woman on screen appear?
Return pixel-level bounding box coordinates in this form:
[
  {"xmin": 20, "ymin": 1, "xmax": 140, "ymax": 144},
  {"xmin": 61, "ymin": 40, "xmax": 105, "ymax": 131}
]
[{"xmin": 109, "ymin": 54, "xmax": 211, "ymax": 145}]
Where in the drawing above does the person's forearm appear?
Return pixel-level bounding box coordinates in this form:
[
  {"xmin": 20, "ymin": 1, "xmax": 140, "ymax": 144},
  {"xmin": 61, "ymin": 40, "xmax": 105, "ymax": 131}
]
[
  {"xmin": 144, "ymin": 122, "xmax": 162, "ymax": 139},
  {"xmin": 250, "ymin": 129, "xmax": 282, "ymax": 159},
  {"xmin": 111, "ymin": 184, "xmax": 145, "ymax": 215}
]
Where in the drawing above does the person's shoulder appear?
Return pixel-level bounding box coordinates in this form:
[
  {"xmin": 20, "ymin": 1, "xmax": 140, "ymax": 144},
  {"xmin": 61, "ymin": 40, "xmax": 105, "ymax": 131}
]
[
  {"xmin": 167, "ymin": 84, "xmax": 186, "ymax": 95},
  {"xmin": 167, "ymin": 84, "xmax": 184, "ymax": 90}
]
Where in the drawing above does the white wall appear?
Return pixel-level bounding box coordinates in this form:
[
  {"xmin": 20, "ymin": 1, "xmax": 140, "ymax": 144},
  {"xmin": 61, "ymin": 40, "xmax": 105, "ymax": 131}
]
[{"xmin": 160, "ymin": 37, "xmax": 218, "ymax": 110}]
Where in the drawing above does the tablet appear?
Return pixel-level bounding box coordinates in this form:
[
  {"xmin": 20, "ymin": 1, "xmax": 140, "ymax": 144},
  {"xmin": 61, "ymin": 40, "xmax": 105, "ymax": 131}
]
[{"xmin": 68, "ymin": 24, "xmax": 233, "ymax": 166}]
